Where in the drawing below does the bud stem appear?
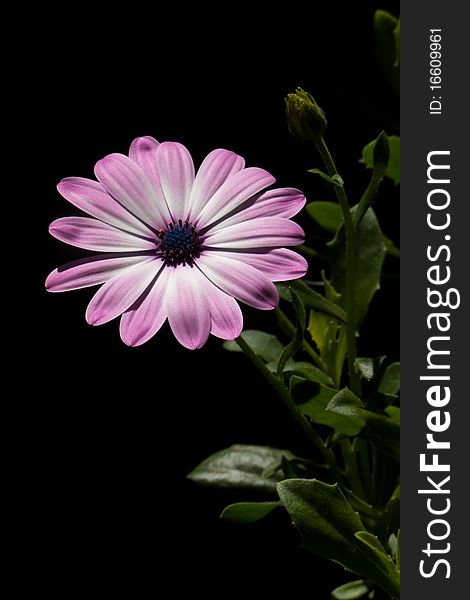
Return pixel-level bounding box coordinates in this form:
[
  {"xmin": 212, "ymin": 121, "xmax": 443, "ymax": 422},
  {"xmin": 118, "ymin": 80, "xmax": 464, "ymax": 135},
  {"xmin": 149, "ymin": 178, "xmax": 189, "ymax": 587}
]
[{"xmin": 314, "ymin": 137, "xmax": 361, "ymax": 396}]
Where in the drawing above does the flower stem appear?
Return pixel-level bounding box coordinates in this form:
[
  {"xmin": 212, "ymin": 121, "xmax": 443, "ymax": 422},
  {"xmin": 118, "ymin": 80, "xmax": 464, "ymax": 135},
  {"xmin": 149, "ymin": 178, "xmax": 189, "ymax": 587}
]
[
  {"xmin": 314, "ymin": 136, "xmax": 361, "ymax": 396},
  {"xmin": 235, "ymin": 335, "xmax": 344, "ymax": 485},
  {"xmin": 340, "ymin": 439, "xmax": 367, "ymax": 501}
]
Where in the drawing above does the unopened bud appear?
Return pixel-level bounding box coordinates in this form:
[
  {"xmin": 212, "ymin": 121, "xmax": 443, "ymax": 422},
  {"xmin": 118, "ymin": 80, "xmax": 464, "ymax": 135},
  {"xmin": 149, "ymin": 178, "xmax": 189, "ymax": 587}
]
[{"xmin": 285, "ymin": 88, "xmax": 327, "ymax": 143}]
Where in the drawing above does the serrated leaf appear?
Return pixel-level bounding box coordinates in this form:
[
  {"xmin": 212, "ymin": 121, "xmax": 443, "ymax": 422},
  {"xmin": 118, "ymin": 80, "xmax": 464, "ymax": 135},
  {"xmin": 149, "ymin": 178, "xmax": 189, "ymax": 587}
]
[
  {"xmin": 354, "ymin": 531, "xmax": 400, "ymax": 597},
  {"xmin": 221, "ymin": 501, "xmax": 281, "ymax": 523},
  {"xmin": 188, "ymin": 445, "xmax": 292, "ymax": 492},
  {"xmin": 326, "ymin": 389, "xmax": 400, "ymax": 460},
  {"xmin": 379, "ymin": 362, "xmax": 400, "ymax": 395},
  {"xmin": 277, "ymin": 479, "xmax": 364, "ymax": 567},
  {"xmin": 223, "ymin": 330, "xmax": 283, "ymax": 363},
  {"xmin": 329, "ymin": 208, "xmax": 386, "ymax": 327},
  {"xmin": 331, "ymin": 580, "xmax": 371, "ymax": 600},
  {"xmin": 361, "ymin": 135, "xmax": 400, "ymax": 185},
  {"xmin": 290, "ymin": 378, "xmax": 362, "ymax": 435},
  {"xmin": 374, "ymin": 10, "xmax": 400, "ymax": 93},
  {"xmin": 306, "ymin": 201, "xmax": 343, "ymax": 234},
  {"xmin": 355, "ymin": 356, "xmax": 385, "ymax": 381},
  {"xmin": 278, "ymin": 479, "xmax": 400, "ymax": 598}
]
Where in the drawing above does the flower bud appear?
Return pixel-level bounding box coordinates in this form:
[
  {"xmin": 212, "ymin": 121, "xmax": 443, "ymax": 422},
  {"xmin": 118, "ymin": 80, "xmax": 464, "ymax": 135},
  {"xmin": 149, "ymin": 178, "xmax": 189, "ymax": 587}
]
[{"xmin": 285, "ymin": 88, "xmax": 327, "ymax": 143}]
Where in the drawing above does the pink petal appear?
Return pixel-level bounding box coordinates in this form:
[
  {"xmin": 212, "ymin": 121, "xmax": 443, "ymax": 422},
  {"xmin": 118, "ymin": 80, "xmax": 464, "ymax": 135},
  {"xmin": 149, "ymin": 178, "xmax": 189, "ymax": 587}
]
[
  {"xmin": 211, "ymin": 187, "xmax": 306, "ymax": 229},
  {"xmin": 129, "ymin": 135, "xmax": 160, "ymax": 164},
  {"xmin": 196, "ymin": 254, "xmax": 279, "ymax": 310},
  {"xmin": 166, "ymin": 266, "xmax": 210, "ymax": 349},
  {"xmin": 156, "ymin": 142, "xmax": 195, "ymax": 222},
  {"xmin": 49, "ymin": 217, "xmax": 157, "ymax": 252},
  {"xmin": 94, "ymin": 153, "xmax": 171, "ymax": 228},
  {"xmin": 187, "ymin": 149, "xmax": 245, "ymax": 221},
  {"xmin": 214, "ymin": 248, "xmax": 308, "ymax": 282},
  {"xmin": 119, "ymin": 266, "xmax": 169, "ymax": 347},
  {"xmin": 203, "ymin": 217, "xmax": 304, "ymax": 249},
  {"xmin": 57, "ymin": 177, "xmax": 154, "ymax": 237},
  {"xmin": 46, "ymin": 254, "xmax": 149, "ymax": 292},
  {"xmin": 198, "ymin": 273, "xmax": 243, "ymax": 339},
  {"xmin": 86, "ymin": 259, "xmax": 162, "ymax": 326},
  {"xmin": 196, "ymin": 167, "xmax": 275, "ymax": 229}
]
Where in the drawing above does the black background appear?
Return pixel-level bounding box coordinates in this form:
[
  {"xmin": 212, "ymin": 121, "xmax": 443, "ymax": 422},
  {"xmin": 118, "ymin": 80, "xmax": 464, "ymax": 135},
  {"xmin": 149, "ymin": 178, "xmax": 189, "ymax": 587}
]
[{"xmin": 31, "ymin": 1, "xmax": 399, "ymax": 596}]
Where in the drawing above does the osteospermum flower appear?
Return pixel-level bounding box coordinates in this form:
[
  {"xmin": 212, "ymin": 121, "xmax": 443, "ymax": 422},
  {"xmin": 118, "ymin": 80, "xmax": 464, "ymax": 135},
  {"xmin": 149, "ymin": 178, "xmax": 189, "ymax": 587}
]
[{"xmin": 46, "ymin": 137, "xmax": 307, "ymax": 349}]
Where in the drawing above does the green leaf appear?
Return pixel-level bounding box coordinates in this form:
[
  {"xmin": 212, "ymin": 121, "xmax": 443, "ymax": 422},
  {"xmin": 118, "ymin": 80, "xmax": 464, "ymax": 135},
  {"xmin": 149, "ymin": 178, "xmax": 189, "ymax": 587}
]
[
  {"xmin": 385, "ymin": 406, "xmax": 400, "ymax": 423},
  {"xmin": 361, "ymin": 135, "xmax": 400, "ymax": 185},
  {"xmin": 355, "ymin": 132, "xmax": 390, "ymax": 226},
  {"xmin": 306, "ymin": 201, "xmax": 343, "ymax": 234},
  {"xmin": 223, "ymin": 330, "xmax": 283, "ymax": 363},
  {"xmin": 277, "ymin": 479, "xmax": 364, "ymax": 566},
  {"xmin": 329, "ymin": 208, "xmax": 386, "ymax": 326},
  {"xmin": 290, "ymin": 378, "xmax": 362, "ymax": 436},
  {"xmin": 326, "ymin": 389, "xmax": 400, "ymax": 460},
  {"xmin": 278, "ymin": 289, "xmax": 306, "ymax": 376},
  {"xmin": 188, "ymin": 445, "xmax": 292, "ymax": 492},
  {"xmin": 331, "ymin": 580, "xmax": 371, "ymax": 600},
  {"xmin": 291, "ymin": 362, "xmax": 336, "ymax": 387},
  {"xmin": 221, "ymin": 501, "xmax": 281, "ymax": 523},
  {"xmin": 278, "ymin": 479, "xmax": 400, "ymax": 598},
  {"xmin": 396, "ymin": 530, "xmax": 400, "ymax": 571},
  {"xmin": 307, "ymin": 168, "xmax": 344, "ymax": 188},
  {"xmin": 354, "ymin": 531, "xmax": 400, "ymax": 598},
  {"xmin": 355, "ymin": 356, "xmax": 385, "ymax": 381},
  {"xmin": 384, "ymin": 235, "xmax": 400, "ymax": 257},
  {"xmin": 393, "ymin": 21, "xmax": 400, "ymax": 67},
  {"xmin": 379, "ymin": 362, "xmax": 400, "ymax": 395},
  {"xmin": 280, "ymin": 280, "xmax": 347, "ymax": 323},
  {"xmin": 374, "ymin": 10, "xmax": 400, "ymax": 94},
  {"xmin": 378, "ymin": 485, "xmax": 400, "ymax": 542},
  {"xmin": 308, "ymin": 310, "xmax": 335, "ymax": 357}
]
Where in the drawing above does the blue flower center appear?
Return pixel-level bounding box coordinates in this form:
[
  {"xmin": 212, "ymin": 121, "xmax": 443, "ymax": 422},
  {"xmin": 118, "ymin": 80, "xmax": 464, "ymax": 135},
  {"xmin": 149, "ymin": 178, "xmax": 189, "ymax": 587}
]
[{"xmin": 157, "ymin": 220, "xmax": 201, "ymax": 267}]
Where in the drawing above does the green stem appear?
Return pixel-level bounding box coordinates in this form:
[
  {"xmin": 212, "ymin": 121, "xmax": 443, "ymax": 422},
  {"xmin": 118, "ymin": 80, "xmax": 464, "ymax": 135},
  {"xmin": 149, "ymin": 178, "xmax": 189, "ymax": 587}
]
[
  {"xmin": 274, "ymin": 306, "xmax": 324, "ymax": 370},
  {"xmin": 298, "ymin": 244, "xmax": 328, "ymax": 261},
  {"xmin": 235, "ymin": 335, "xmax": 344, "ymax": 485},
  {"xmin": 314, "ymin": 137, "xmax": 361, "ymax": 395},
  {"xmin": 340, "ymin": 439, "xmax": 367, "ymax": 501}
]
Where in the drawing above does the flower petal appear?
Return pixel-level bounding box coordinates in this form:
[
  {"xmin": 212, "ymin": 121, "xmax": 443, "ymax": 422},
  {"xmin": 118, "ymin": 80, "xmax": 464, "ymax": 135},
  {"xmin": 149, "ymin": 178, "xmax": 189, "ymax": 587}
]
[
  {"xmin": 196, "ymin": 167, "xmax": 275, "ymax": 229},
  {"xmin": 213, "ymin": 248, "xmax": 308, "ymax": 282},
  {"xmin": 86, "ymin": 258, "xmax": 162, "ymax": 326},
  {"xmin": 166, "ymin": 266, "xmax": 210, "ymax": 349},
  {"xmin": 94, "ymin": 153, "xmax": 171, "ymax": 228},
  {"xmin": 57, "ymin": 177, "xmax": 154, "ymax": 237},
  {"xmin": 203, "ymin": 217, "xmax": 304, "ymax": 249},
  {"xmin": 198, "ymin": 273, "xmax": 243, "ymax": 339},
  {"xmin": 197, "ymin": 254, "xmax": 279, "ymax": 310},
  {"xmin": 119, "ymin": 265, "xmax": 168, "ymax": 347},
  {"xmin": 129, "ymin": 135, "xmax": 160, "ymax": 164},
  {"xmin": 156, "ymin": 142, "xmax": 195, "ymax": 222},
  {"xmin": 188, "ymin": 149, "xmax": 245, "ymax": 221},
  {"xmin": 209, "ymin": 187, "xmax": 306, "ymax": 230},
  {"xmin": 49, "ymin": 217, "xmax": 157, "ymax": 252},
  {"xmin": 45, "ymin": 254, "xmax": 149, "ymax": 292}
]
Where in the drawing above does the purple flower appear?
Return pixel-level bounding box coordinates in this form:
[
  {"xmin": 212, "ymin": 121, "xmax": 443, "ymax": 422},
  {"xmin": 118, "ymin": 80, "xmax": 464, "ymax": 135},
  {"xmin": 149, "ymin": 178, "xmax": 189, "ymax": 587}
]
[{"xmin": 46, "ymin": 137, "xmax": 307, "ymax": 349}]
